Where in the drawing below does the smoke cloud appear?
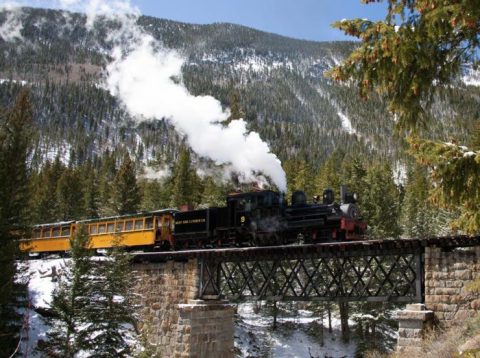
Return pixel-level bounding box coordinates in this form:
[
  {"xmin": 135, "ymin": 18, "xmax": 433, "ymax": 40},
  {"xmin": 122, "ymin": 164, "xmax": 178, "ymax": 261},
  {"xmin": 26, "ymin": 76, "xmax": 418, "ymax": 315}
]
[
  {"xmin": 0, "ymin": 3, "xmax": 24, "ymax": 42},
  {"xmin": 1, "ymin": 0, "xmax": 287, "ymax": 191}
]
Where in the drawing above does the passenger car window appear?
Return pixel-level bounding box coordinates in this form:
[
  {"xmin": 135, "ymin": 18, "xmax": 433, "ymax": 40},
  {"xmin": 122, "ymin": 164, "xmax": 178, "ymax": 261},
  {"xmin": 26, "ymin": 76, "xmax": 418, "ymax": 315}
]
[
  {"xmin": 135, "ymin": 219, "xmax": 143, "ymax": 230},
  {"xmin": 125, "ymin": 221, "xmax": 133, "ymax": 231},
  {"xmin": 61, "ymin": 226, "xmax": 70, "ymax": 236},
  {"xmin": 98, "ymin": 224, "xmax": 106, "ymax": 234},
  {"xmin": 107, "ymin": 223, "xmax": 115, "ymax": 233},
  {"xmin": 145, "ymin": 217, "xmax": 153, "ymax": 229},
  {"xmin": 116, "ymin": 222, "xmax": 123, "ymax": 232},
  {"xmin": 90, "ymin": 225, "xmax": 98, "ymax": 234}
]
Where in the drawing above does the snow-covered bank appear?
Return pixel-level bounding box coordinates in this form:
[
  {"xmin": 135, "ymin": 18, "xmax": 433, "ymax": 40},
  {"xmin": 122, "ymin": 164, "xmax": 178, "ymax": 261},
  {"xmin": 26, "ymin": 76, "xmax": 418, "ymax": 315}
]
[
  {"xmin": 235, "ymin": 303, "xmax": 356, "ymax": 357},
  {"xmin": 20, "ymin": 258, "xmax": 66, "ymax": 357},
  {"xmin": 23, "ymin": 259, "xmax": 358, "ymax": 357}
]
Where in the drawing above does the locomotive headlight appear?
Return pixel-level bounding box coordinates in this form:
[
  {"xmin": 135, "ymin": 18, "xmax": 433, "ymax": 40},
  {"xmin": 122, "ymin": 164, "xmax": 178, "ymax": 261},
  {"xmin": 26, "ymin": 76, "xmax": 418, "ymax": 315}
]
[{"xmin": 353, "ymin": 192, "xmax": 358, "ymax": 202}]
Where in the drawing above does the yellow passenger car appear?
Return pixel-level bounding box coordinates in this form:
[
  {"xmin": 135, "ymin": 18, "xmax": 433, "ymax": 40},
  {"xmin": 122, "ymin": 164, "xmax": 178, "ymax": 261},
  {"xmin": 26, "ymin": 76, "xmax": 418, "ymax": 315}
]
[
  {"xmin": 19, "ymin": 210, "xmax": 177, "ymax": 254},
  {"xmin": 19, "ymin": 221, "xmax": 74, "ymax": 254}
]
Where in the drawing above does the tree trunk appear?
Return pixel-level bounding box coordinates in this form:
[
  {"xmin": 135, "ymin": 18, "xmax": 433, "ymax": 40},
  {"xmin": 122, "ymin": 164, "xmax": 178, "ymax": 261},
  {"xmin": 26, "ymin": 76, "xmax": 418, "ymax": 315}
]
[
  {"xmin": 327, "ymin": 303, "xmax": 332, "ymax": 333},
  {"xmin": 339, "ymin": 302, "xmax": 350, "ymax": 342},
  {"xmin": 272, "ymin": 301, "xmax": 278, "ymax": 330}
]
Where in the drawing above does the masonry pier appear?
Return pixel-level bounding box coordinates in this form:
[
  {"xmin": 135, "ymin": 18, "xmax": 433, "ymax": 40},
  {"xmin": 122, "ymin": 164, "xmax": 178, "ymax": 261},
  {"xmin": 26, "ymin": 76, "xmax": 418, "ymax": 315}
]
[{"xmin": 134, "ymin": 259, "xmax": 235, "ymax": 358}]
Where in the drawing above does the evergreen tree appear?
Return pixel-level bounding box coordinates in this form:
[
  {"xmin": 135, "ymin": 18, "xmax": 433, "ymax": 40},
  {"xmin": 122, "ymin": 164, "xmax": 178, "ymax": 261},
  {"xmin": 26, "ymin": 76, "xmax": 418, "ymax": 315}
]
[
  {"xmin": 402, "ymin": 165, "xmax": 436, "ymax": 238},
  {"xmin": 98, "ymin": 151, "xmax": 117, "ymax": 216},
  {"xmin": 79, "ymin": 239, "xmax": 137, "ymax": 357},
  {"xmin": 56, "ymin": 167, "xmax": 84, "ymax": 221},
  {"xmin": 315, "ymin": 151, "xmax": 344, "ymax": 199},
  {"xmin": 328, "ymin": 0, "xmax": 480, "ymax": 233},
  {"xmin": 170, "ymin": 147, "xmax": 196, "ymax": 208},
  {"xmin": 82, "ymin": 160, "xmax": 100, "ymax": 219},
  {"xmin": 139, "ymin": 179, "xmax": 164, "ymax": 211},
  {"xmin": 200, "ymin": 176, "xmax": 226, "ymax": 207},
  {"xmin": 293, "ymin": 159, "xmax": 316, "ymax": 200},
  {"xmin": 362, "ymin": 163, "xmax": 402, "ymax": 239},
  {"xmin": 111, "ymin": 154, "xmax": 141, "ymax": 215},
  {"xmin": 0, "ymin": 88, "xmax": 32, "ymax": 354},
  {"xmin": 31, "ymin": 157, "xmax": 66, "ymax": 223},
  {"xmin": 38, "ymin": 225, "xmax": 92, "ymax": 357}
]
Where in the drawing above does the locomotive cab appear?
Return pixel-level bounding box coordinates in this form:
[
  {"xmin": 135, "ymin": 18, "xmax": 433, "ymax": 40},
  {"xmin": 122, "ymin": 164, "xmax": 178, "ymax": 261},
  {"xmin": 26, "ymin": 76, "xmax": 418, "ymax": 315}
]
[
  {"xmin": 219, "ymin": 190, "xmax": 284, "ymax": 245},
  {"xmin": 226, "ymin": 190, "xmax": 282, "ymax": 227}
]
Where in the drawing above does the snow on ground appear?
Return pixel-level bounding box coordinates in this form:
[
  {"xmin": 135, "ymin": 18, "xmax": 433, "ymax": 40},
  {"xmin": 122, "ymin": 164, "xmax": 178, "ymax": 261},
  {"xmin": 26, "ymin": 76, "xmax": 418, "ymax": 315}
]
[
  {"xmin": 19, "ymin": 258, "xmax": 66, "ymax": 357},
  {"xmin": 462, "ymin": 67, "xmax": 480, "ymax": 87},
  {"xmin": 235, "ymin": 303, "xmax": 356, "ymax": 358},
  {"xmin": 23, "ymin": 259, "xmax": 357, "ymax": 357}
]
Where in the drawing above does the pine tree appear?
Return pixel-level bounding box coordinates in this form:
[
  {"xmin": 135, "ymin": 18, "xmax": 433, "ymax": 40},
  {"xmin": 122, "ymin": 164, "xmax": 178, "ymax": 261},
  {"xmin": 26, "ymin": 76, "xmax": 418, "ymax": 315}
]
[
  {"xmin": 111, "ymin": 154, "xmax": 141, "ymax": 215},
  {"xmin": 82, "ymin": 160, "xmax": 100, "ymax": 219},
  {"xmin": 315, "ymin": 151, "xmax": 344, "ymax": 199},
  {"xmin": 79, "ymin": 239, "xmax": 137, "ymax": 357},
  {"xmin": 402, "ymin": 165, "xmax": 436, "ymax": 238},
  {"xmin": 56, "ymin": 167, "xmax": 84, "ymax": 221},
  {"xmin": 293, "ymin": 159, "xmax": 316, "ymax": 200},
  {"xmin": 200, "ymin": 176, "xmax": 226, "ymax": 207},
  {"xmin": 0, "ymin": 88, "xmax": 32, "ymax": 354},
  {"xmin": 362, "ymin": 163, "xmax": 402, "ymax": 239},
  {"xmin": 98, "ymin": 151, "xmax": 117, "ymax": 216},
  {"xmin": 38, "ymin": 225, "xmax": 92, "ymax": 357},
  {"xmin": 328, "ymin": 0, "xmax": 480, "ymax": 233},
  {"xmin": 170, "ymin": 147, "xmax": 196, "ymax": 208}
]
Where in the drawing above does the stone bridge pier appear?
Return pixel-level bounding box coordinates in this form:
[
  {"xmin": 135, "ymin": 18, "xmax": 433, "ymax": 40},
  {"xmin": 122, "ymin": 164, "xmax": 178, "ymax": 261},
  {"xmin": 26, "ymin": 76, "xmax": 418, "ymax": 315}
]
[
  {"xmin": 396, "ymin": 245, "xmax": 480, "ymax": 353},
  {"xmin": 133, "ymin": 259, "xmax": 235, "ymax": 358}
]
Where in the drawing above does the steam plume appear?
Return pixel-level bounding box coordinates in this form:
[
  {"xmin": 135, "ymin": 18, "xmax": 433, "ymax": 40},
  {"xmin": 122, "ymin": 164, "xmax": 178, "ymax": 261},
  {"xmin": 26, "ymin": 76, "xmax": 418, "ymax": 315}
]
[{"xmin": 1, "ymin": 0, "xmax": 288, "ymax": 191}]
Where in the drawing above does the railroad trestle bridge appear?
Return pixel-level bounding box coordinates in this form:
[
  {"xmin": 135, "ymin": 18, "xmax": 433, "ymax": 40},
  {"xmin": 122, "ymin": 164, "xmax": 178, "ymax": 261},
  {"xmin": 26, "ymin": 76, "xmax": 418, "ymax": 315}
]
[
  {"xmin": 132, "ymin": 236, "xmax": 480, "ymax": 357},
  {"xmin": 134, "ymin": 236, "xmax": 480, "ymax": 303}
]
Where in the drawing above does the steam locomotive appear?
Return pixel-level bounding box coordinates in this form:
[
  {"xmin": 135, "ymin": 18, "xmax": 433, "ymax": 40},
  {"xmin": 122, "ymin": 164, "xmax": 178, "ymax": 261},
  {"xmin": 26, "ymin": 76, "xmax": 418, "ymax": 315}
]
[
  {"xmin": 20, "ymin": 186, "xmax": 366, "ymax": 255},
  {"xmin": 173, "ymin": 185, "xmax": 365, "ymax": 249}
]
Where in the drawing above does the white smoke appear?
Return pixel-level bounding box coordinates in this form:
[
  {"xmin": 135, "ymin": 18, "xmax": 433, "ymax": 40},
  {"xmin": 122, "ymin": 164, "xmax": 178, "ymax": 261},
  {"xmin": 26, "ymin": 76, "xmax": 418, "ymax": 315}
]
[
  {"xmin": 1, "ymin": 0, "xmax": 288, "ymax": 191},
  {"xmin": 105, "ymin": 38, "xmax": 286, "ymax": 191},
  {"xmin": 0, "ymin": 3, "xmax": 24, "ymax": 42}
]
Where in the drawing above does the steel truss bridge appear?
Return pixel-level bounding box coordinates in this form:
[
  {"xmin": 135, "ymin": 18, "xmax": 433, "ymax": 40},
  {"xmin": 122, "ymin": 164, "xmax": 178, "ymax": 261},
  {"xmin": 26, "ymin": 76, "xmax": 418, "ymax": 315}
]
[{"xmin": 134, "ymin": 236, "xmax": 480, "ymax": 303}]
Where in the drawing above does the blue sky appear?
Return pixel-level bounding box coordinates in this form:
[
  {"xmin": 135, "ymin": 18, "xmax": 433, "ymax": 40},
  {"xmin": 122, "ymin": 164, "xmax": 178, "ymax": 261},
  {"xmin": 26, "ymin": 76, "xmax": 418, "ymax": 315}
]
[
  {"xmin": 13, "ymin": 0, "xmax": 389, "ymax": 42},
  {"xmin": 134, "ymin": 0, "xmax": 388, "ymax": 41}
]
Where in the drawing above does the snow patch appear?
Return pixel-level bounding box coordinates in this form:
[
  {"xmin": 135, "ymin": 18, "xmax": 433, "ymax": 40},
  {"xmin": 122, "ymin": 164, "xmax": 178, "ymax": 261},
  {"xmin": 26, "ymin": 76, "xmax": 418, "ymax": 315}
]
[
  {"xmin": 462, "ymin": 66, "xmax": 480, "ymax": 87},
  {"xmin": 0, "ymin": 78, "xmax": 28, "ymax": 86},
  {"xmin": 337, "ymin": 111, "xmax": 356, "ymax": 135}
]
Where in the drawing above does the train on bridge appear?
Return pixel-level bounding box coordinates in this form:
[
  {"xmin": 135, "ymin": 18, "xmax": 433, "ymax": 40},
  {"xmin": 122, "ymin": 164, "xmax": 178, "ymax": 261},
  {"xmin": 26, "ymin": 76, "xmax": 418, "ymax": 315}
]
[{"xmin": 20, "ymin": 186, "xmax": 366, "ymax": 255}]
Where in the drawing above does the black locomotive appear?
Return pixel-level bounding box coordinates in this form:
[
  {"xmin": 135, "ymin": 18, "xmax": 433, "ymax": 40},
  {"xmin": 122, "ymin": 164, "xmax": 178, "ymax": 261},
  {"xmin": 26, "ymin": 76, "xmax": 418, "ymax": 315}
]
[{"xmin": 173, "ymin": 186, "xmax": 366, "ymax": 249}]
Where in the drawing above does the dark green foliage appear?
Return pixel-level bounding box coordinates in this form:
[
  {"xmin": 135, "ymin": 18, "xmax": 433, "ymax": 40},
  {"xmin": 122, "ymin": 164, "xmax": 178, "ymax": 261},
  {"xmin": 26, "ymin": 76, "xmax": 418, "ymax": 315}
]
[
  {"xmin": 328, "ymin": 0, "xmax": 480, "ymax": 130},
  {"xmin": 0, "ymin": 88, "xmax": 31, "ymax": 354},
  {"xmin": 170, "ymin": 147, "xmax": 199, "ymax": 208},
  {"xmin": 361, "ymin": 163, "xmax": 402, "ymax": 239},
  {"xmin": 140, "ymin": 179, "xmax": 170, "ymax": 211},
  {"xmin": 39, "ymin": 228, "xmax": 137, "ymax": 357},
  {"xmin": 352, "ymin": 302, "xmax": 398, "ymax": 356},
  {"xmin": 78, "ymin": 238, "xmax": 136, "ymax": 357},
  {"xmin": 329, "ymin": 0, "xmax": 480, "ymax": 233},
  {"xmin": 408, "ymin": 136, "xmax": 480, "ymax": 233},
  {"xmin": 82, "ymin": 160, "xmax": 100, "ymax": 219},
  {"xmin": 38, "ymin": 225, "xmax": 92, "ymax": 357},
  {"xmin": 401, "ymin": 165, "xmax": 436, "ymax": 238},
  {"xmin": 57, "ymin": 167, "xmax": 85, "ymax": 221},
  {"xmin": 200, "ymin": 176, "xmax": 227, "ymax": 207},
  {"xmin": 111, "ymin": 154, "xmax": 141, "ymax": 215}
]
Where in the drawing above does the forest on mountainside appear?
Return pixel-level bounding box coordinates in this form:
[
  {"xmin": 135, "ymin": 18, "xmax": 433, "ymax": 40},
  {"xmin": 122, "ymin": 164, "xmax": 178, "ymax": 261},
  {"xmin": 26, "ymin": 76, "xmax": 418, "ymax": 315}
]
[{"xmin": 1, "ymin": 5, "xmax": 480, "ymax": 356}]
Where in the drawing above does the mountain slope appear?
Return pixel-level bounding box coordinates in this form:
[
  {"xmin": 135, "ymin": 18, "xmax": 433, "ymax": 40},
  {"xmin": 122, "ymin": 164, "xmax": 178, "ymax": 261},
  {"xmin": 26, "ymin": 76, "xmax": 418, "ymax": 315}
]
[{"xmin": 0, "ymin": 7, "xmax": 478, "ymax": 173}]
